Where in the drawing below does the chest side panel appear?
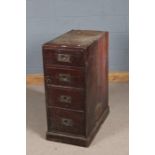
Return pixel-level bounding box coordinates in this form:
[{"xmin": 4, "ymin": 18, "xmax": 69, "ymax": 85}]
[{"xmin": 85, "ymin": 33, "xmax": 109, "ymax": 136}]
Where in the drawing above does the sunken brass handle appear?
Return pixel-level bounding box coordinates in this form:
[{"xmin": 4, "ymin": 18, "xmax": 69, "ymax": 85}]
[
  {"xmin": 61, "ymin": 118, "xmax": 73, "ymax": 127},
  {"xmin": 59, "ymin": 95, "xmax": 72, "ymax": 103},
  {"xmin": 58, "ymin": 73, "xmax": 71, "ymax": 83},
  {"xmin": 57, "ymin": 54, "xmax": 71, "ymax": 63}
]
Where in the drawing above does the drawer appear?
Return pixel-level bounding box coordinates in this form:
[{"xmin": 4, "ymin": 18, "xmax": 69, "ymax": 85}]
[
  {"xmin": 48, "ymin": 107, "xmax": 85, "ymax": 135},
  {"xmin": 44, "ymin": 67, "xmax": 85, "ymax": 88},
  {"xmin": 47, "ymin": 86, "xmax": 85, "ymax": 111},
  {"xmin": 43, "ymin": 48, "xmax": 85, "ymax": 67}
]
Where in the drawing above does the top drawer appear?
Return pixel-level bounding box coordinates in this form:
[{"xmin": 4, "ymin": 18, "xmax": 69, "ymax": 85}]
[{"xmin": 43, "ymin": 48, "xmax": 85, "ymax": 67}]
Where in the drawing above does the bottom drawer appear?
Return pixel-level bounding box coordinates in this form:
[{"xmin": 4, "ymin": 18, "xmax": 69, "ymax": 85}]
[{"xmin": 48, "ymin": 107, "xmax": 85, "ymax": 135}]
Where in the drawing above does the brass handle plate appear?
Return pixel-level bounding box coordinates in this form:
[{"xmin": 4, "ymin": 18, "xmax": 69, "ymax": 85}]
[
  {"xmin": 59, "ymin": 95, "xmax": 72, "ymax": 103},
  {"xmin": 58, "ymin": 73, "xmax": 71, "ymax": 83},
  {"xmin": 61, "ymin": 118, "xmax": 73, "ymax": 127},
  {"xmin": 57, "ymin": 54, "xmax": 71, "ymax": 63}
]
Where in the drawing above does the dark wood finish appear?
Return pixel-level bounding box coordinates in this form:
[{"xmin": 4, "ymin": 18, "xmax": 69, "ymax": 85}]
[
  {"xmin": 47, "ymin": 107, "xmax": 85, "ymax": 135},
  {"xmin": 85, "ymin": 33, "xmax": 109, "ymax": 136},
  {"xmin": 42, "ymin": 30, "xmax": 109, "ymax": 147},
  {"xmin": 43, "ymin": 48, "xmax": 85, "ymax": 67},
  {"xmin": 46, "ymin": 106, "xmax": 109, "ymax": 147},
  {"xmin": 44, "ymin": 66, "xmax": 85, "ymax": 88},
  {"xmin": 46, "ymin": 86, "xmax": 85, "ymax": 111}
]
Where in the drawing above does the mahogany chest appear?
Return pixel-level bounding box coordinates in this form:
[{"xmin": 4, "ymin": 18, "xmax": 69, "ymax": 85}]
[{"xmin": 42, "ymin": 30, "xmax": 109, "ymax": 147}]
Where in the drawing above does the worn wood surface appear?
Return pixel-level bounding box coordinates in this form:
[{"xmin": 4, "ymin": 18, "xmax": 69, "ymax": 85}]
[{"xmin": 43, "ymin": 29, "xmax": 105, "ymax": 48}]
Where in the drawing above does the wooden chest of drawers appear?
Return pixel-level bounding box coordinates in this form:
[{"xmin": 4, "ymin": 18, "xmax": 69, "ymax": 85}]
[{"xmin": 42, "ymin": 30, "xmax": 109, "ymax": 147}]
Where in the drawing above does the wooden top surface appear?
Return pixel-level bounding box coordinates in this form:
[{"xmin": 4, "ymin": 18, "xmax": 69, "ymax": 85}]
[{"xmin": 44, "ymin": 30, "xmax": 105, "ymax": 48}]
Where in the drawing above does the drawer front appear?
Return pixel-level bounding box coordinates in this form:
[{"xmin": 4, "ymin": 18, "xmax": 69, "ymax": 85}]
[
  {"xmin": 48, "ymin": 107, "xmax": 85, "ymax": 135},
  {"xmin": 47, "ymin": 86, "xmax": 85, "ymax": 111},
  {"xmin": 43, "ymin": 49, "xmax": 85, "ymax": 67},
  {"xmin": 45, "ymin": 67, "xmax": 85, "ymax": 88}
]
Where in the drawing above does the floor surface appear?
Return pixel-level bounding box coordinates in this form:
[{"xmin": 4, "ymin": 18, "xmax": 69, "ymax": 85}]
[{"xmin": 27, "ymin": 83, "xmax": 129, "ymax": 155}]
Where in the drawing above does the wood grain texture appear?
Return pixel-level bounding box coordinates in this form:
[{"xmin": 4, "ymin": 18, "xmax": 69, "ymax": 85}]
[{"xmin": 26, "ymin": 72, "xmax": 129, "ymax": 85}]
